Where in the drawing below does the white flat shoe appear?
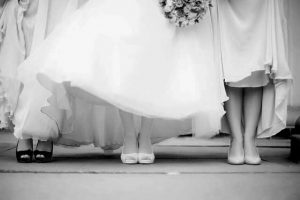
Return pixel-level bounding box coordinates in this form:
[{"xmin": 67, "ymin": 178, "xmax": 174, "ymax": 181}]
[
  {"xmin": 121, "ymin": 135, "xmax": 138, "ymax": 164},
  {"xmin": 138, "ymin": 153, "xmax": 155, "ymax": 164},
  {"xmin": 227, "ymin": 149, "xmax": 244, "ymax": 165},
  {"xmin": 244, "ymin": 155, "xmax": 261, "ymax": 165},
  {"xmin": 244, "ymin": 142, "xmax": 261, "ymax": 165},
  {"xmin": 227, "ymin": 156, "xmax": 244, "ymax": 165},
  {"xmin": 121, "ymin": 152, "xmax": 138, "ymax": 164}
]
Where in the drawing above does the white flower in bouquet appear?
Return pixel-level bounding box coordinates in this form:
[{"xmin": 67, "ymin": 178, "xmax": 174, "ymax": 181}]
[{"xmin": 159, "ymin": 0, "xmax": 212, "ymax": 27}]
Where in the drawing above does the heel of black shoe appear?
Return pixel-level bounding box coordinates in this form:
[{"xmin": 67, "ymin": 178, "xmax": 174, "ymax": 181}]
[{"xmin": 34, "ymin": 141, "xmax": 53, "ymax": 163}]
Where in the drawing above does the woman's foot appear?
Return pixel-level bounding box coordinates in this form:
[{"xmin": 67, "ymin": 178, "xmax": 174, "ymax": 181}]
[
  {"xmin": 34, "ymin": 140, "xmax": 53, "ymax": 163},
  {"xmin": 138, "ymin": 133, "xmax": 154, "ymax": 164},
  {"xmin": 227, "ymin": 138, "xmax": 244, "ymax": 165},
  {"xmin": 121, "ymin": 135, "xmax": 138, "ymax": 164},
  {"xmin": 244, "ymin": 138, "xmax": 261, "ymax": 165},
  {"xmin": 16, "ymin": 138, "xmax": 33, "ymax": 163}
]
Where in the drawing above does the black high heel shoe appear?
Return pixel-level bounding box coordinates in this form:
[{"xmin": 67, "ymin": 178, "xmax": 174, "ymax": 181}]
[
  {"xmin": 34, "ymin": 141, "xmax": 53, "ymax": 163},
  {"xmin": 16, "ymin": 139, "xmax": 33, "ymax": 163}
]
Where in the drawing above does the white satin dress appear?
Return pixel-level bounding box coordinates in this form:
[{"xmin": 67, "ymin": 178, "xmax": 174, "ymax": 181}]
[
  {"xmin": 0, "ymin": 0, "xmax": 35, "ymax": 129},
  {"xmin": 216, "ymin": 0, "xmax": 292, "ymax": 138}
]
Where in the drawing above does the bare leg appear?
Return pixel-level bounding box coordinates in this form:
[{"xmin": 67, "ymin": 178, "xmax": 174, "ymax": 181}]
[
  {"xmin": 138, "ymin": 117, "xmax": 154, "ymax": 154},
  {"xmin": 243, "ymin": 87, "xmax": 263, "ymax": 164},
  {"xmin": 224, "ymin": 86, "xmax": 244, "ymax": 164},
  {"xmin": 119, "ymin": 110, "xmax": 137, "ymax": 154},
  {"xmin": 17, "ymin": 138, "xmax": 33, "ymax": 151},
  {"xmin": 138, "ymin": 117, "xmax": 155, "ymax": 164},
  {"xmin": 36, "ymin": 140, "xmax": 53, "ymax": 152}
]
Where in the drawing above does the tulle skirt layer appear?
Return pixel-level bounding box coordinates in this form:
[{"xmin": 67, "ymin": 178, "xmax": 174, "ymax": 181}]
[{"xmin": 14, "ymin": 0, "xmax": 227, "ymax": 146}]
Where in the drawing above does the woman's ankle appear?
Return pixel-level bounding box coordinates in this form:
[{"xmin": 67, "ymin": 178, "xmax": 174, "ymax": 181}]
[
  {"xmin": 123, "ymin": 135, "xmax": 138, "ymax": 154},
  {"xmin": 17, "ymin": 138, "xmax": 33, "ymax": 151},
  {"xmin": 36, "ymin": 140, "xmax": 53, "ymax": 152},
  {"xmin": 230, "ymin": 136, "xmax": 243, "ymax": 144},
  {"xmin": 243, "ymin": 135, "xmax": 256, "ymax": 144},
  {"xmin": 138, "ymin": 134, "xmax": 152, "ymax": 154}
]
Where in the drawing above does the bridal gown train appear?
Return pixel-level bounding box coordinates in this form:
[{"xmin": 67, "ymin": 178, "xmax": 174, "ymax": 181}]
[{"xmin": 13, "ymin": 0, "xmax": 227, "ymax": 147}]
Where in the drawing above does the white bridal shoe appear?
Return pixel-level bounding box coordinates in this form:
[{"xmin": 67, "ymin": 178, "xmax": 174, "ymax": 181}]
[
  {"xmin": 244, "ymin": 155, "xmax": 261, "ymax": 165},
  {"xmin": 227, "ymin": 149, "xmax": 244, "ymax": 165},
  {"xmin": 244, "ymin": 147, "xmax": 262, "ymax": 165},
  {"xmin": 138, "ymin": 152, "xmax": 155, "ymax": 164},
  {"xmin": 137, "ymin": 135, "xmax": 155, "ymax": 164},
  {"xmin": 227, "ymin": 155, "xmax": 244, "ymax": 165},
  {"xmin": 121, "ymin": 149, "xmax": 138, "ymax": 164},
  {"xmin": 244, "ymin": 142, "xmax": 262, "ymax": 165}
]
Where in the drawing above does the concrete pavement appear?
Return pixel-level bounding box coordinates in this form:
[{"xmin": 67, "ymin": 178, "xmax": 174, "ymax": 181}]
[{"xmin": 0, "ymin": 133, "xmax": 299, "ymax": 200}]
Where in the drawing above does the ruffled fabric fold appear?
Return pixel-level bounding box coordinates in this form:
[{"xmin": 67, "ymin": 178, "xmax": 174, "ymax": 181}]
[
  {"xmin": 256, "ymin": 0, "xmax": 292, "ymax": 138},
  {"xmin": 14, "ymin": 0, "xmax": 226, "ymax": 146},
  {"xmin": 14, "ymin": 72, "xmax": 192, "ymax": 148}
]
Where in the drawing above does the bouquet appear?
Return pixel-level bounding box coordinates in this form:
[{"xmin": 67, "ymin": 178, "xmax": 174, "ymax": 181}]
[{"xmin": 159, "ymin": 0, "xmax": 212, "ymax": 27}]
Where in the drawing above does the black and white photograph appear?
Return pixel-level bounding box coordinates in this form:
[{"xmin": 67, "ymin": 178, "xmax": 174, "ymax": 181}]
[{"xmin": 0, "ymin": 0, "xmax": 299, "ymax": 199}]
